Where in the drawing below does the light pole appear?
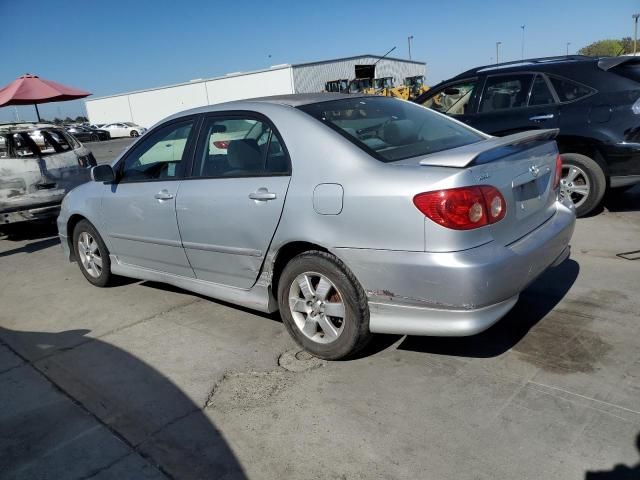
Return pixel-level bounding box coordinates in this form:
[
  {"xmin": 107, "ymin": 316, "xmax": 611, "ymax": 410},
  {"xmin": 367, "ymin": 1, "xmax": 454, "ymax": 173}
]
[
  {"xmin": 520, "ymin": 25, "xmax": 525, "ymax": 60},
  {"xmin": 633, "ymin": 14, "xmax": 640, "ymax": 54},
  {"xmin": 566, "ymin": 42, "xmax": 571, "ymax": 56},
  {"xmin": 496, "ymin": 41, "xmax": 502, "ymax": 64},
  {"xmin": 408, "ymin": 35, "xmax": 414, "ymax": 60}
]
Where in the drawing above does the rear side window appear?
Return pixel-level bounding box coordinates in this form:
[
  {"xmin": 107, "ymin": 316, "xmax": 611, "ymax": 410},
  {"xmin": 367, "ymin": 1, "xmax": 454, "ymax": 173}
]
[
  {"xmin": 192, "ymin": 117, "xmax": 289, "ymax": 178},
  {"xmin": 529, "ymin": 75, "xmax": 555, "ymax": 106},
  {"xmin": 299, "ymin": 96, "xmax": 484, "ymax": 163},
  {"xmin": 548, "ymin": 76, "xmax": 594, "ymax": 102},
  {"xmin": 611, "ymin": 64, "xmax": 640, "ymax": 83},
  {"xmin": 479, "ymin": 74, "xmax": 534, "ymax": 112}
]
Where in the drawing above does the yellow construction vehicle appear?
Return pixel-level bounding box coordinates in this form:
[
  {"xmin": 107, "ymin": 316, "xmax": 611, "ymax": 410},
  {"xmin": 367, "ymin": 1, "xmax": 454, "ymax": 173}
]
[{"xmin": 404, "ymin": 75, "xmax": 429, "ymax": 99}]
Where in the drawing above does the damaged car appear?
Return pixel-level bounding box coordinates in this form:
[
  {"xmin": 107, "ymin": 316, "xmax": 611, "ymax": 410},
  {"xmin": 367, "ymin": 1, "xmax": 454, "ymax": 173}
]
[
  {"xmin": 57, "ymin": 94, "xmax": 575, "ymax": 360},
  {"xmin": 1, "ymin": 123, "xmax": 96, "ymax": 225}
]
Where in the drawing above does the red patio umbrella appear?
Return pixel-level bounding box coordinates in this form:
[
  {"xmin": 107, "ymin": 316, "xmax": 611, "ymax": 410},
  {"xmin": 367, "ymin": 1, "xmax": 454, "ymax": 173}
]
[{"xmin": 0, "ymin": 73, "xmax": 91, "ymax": 122}]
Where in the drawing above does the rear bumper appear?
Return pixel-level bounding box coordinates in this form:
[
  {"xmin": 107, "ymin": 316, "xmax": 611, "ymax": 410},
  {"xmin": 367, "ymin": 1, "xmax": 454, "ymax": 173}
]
[
  {"xmin": 334, "ymin": 198, "xmax": 576, "ymax": 336},
  {"xmin": 1, "ymin": 202, "xmax": 61, "ymax": 225}
]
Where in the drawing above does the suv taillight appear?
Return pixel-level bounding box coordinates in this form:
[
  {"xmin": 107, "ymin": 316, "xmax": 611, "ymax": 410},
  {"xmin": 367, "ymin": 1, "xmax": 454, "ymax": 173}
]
[
  {"xmin": 413, "ymin": 186, "xmax": 506, "ymax": 230},
  {"xmin": 553, "ymin": 154, "xmax": 562, "ymax": 189}
]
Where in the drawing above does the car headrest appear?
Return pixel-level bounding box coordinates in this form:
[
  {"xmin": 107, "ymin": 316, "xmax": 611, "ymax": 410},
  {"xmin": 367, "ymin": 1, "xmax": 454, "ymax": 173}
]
[
  {"xmin": 492, "ymin": 92, "xmax": 511, "ymax": 110},
  {"xmin": 383, "ymin": 119, "xmax": 418, "ymax": 146},
  {"xmin": 227, "ymin": 139, "xmax": 262, "ymax": 170}
]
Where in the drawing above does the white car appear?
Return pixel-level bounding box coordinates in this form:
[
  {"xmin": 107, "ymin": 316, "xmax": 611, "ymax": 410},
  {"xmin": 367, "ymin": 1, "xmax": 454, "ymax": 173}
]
[{"xmin": 101, "ymin": 122, "xmax": 146, "ymax": 138}]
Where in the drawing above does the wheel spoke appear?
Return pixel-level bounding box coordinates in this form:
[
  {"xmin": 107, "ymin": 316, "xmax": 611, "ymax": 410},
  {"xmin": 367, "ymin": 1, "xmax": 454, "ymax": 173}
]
[
  {"xmin": 297, "ymin": 275, "xmax": 315, "ymax": 300},
  {"xmin": 289, "ymin": 298, "xmax": 307, "ymax": 313},
  {"xmin": 302, "ymin": 317, "xmax": 318, "ymax": 337},
  {"xmin": 572, "ymin": 185, "xmax": 589, "ymax": 196},
  {"xmin": 315, "ymin": 276, "xmax": 331, "ymax": 301},
  {"xmin": 89, "ymin": 239, "xmax": 99, "ymax": 253},
  {"xmin": 317, "ymin": 315, "xmax": 339, "ymax": 340},
  {"xmin": 324, "ymin": 302, "xmax": 345, "ymax": 318},
  {"xmin": 565, "ymin": 167, "xmax": 579, "ymax": 183},
  {"xmin": 92, "ymin": 255, "xmax": 103, "ymax": 268}
]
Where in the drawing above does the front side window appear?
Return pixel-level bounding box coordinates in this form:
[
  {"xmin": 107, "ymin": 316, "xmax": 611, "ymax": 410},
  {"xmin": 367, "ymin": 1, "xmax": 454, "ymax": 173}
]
[
  {"xmin": 421, "ymin": 80, "xmax": 477, "ymax": 115},
  {"xmin": 548, "ymin": 76, "xmax": 594, "ymax": 102},
  {"xmin": 479, "ymin": 74, "xmax": 534, "ymax": 113},
  {"xmin": 120, "ymin": 120, "xmax": 193, "ymax": 182},
  {"xmin": 192, "ymin": 116, "xmax": 289, "ymax": 178},
  {"xmin": 299, "ymin": 96, "xmax": 484, "ymax": 163}
]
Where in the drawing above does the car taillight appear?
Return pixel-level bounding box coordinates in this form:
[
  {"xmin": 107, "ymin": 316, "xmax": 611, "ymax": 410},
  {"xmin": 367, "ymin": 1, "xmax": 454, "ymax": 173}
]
[
  {"xmin": 213, "ymin": 140, "xmax": 230, "ymax": 149},
  {"xmin": 553, "ymin": 154, "xmax": 562, "ymax": 189},
  {"xmin": 413, "ymin": 186, "xmax": 506, "ymax": 230}
]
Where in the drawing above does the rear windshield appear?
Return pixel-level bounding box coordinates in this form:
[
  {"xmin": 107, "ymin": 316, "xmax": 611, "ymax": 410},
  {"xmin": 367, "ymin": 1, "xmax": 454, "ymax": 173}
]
[
  {"xmin": 298, "ymin": 96, "xmax": 484, "ymax": 162},
  {"xmin": 0, "ymin": 129, "xmax": 77, "ymax": 158},
  {"xmin": 611, "ymin": 64, "xmax": 640, "ymax": 83}
]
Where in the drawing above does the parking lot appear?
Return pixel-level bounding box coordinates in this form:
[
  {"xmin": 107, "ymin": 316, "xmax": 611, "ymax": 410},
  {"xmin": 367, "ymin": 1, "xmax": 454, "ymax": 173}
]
[{"xmin": 1, "ymin": 138, "xmax": 639, "ymax": 479}]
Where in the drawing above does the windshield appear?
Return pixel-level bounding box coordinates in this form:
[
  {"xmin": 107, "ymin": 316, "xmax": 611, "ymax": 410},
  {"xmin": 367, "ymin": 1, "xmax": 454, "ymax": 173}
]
[
  {"xmin": 298, "ymin": 96, "xmax": 484, "ymax": 162},
  {"xmin": 124, "ymin": 122, "xmax": 137, "ymax": 127}
]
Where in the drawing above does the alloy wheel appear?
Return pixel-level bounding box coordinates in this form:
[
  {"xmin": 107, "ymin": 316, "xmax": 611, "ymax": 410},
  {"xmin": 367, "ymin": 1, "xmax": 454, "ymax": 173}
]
[
  {"xmin": 77, "ymin": 231, "xmax": 102, "ymax": 278},
  {"xmin": 560, "ymin": 164, "xmax": 591, "ymax": 209},
  {"xmin": 288, "ymin": 272, "xmax": 346, "ymax": 344}
]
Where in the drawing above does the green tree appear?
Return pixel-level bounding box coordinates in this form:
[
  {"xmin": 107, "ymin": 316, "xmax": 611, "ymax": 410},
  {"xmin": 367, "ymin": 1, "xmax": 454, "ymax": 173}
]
[
  {"xmin": 74, "ymin": 115, "xmax": 88, "ymax": 123},
  {"xmin": 578, "ymin": 39, "xmax": 623, "ymax": 56},
  {"xmin": 52, "ymin": 117, "xmax": 63, "ymax": 125},
  {"xmin": 620, "ymin": 37, "xmax": 635, "ymax": 54}
]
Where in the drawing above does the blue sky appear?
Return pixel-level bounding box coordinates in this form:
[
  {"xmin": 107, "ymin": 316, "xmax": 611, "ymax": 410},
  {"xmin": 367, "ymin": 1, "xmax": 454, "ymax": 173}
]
[{"xmin": 0, "ymin": 0, "xmax": 634, "ymax": 122}]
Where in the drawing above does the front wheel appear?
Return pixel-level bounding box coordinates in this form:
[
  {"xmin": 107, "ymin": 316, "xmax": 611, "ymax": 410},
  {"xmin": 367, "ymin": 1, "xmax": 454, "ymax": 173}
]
[
  {"xmin": 277, "ymin": 251, "xmax": 372, "ymax": 360},
  {"xmin": 73, "ymin": 220, "xmax": 113, "ymax": 287},
  {"xmin": 130, "ymin": 130, "xmax": 139, "ymax": 137},
  {"xmin": 559, "ymin": 153, "xmax": 606, "ymax": 217}
]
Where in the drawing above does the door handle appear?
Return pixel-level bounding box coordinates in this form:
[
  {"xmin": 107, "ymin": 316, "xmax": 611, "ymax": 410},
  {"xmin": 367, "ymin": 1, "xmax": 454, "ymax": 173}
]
[
  {"xmin": 154, "ymin": 190, "xmax": 174, "ymax": 200},
  {"xmin": 529, "ymin": 114, "xmax": 554, "ymax": 121},
  {"xmin": 249, "ymin": 190, "xmax": 277, "ymax": 201}
]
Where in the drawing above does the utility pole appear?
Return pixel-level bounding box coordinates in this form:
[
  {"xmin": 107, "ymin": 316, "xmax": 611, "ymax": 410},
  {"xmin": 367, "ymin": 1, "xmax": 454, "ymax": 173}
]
[
  {"xmin": 566, "ymin": 42, "xmax": 571, "ymax": 56},
  {"xmin": 408, "ymin": 35, "xmax": 414, "ymax": 60},
  {"xmin": 633, "ymin": 14, "xmax": 640, "ymax": 54},
  {"xmin": 496, "ymin": 41, "xmax": 502, "ymax": 64},
  {"xmin": 520, "ymin": 25, "xmax": 525, "ymax": 60}
]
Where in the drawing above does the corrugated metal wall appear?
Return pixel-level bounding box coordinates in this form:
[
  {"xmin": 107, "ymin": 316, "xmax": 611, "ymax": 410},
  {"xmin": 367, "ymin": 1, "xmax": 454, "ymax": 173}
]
[{"xmin": 291, "ymin": 56, "xmax": 425, "ymax": 93}]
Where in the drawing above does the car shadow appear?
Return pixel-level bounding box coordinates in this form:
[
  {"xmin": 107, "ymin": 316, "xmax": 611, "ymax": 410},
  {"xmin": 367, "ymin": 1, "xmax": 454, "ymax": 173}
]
[
  {"xmin": 0, "ymin": 237, "xmax": 60, "ymax": 258},
  {"xmin": 0, "ymin": 326, "xmax": 248, "ymax": 479},
  {"xmin": 0, "ymin": 220, "xmax": 59, "ymax": 241},
  {"xmin": 604, "ymin": 184, "xmax": 640, "ymax": 213},
  {"xmin": 585, "ymin": 433, "xmax": 640, "ymax": 479},
  {"xmin": 397, "ymin": 258, "xmax": 579, "ymax": 358}
]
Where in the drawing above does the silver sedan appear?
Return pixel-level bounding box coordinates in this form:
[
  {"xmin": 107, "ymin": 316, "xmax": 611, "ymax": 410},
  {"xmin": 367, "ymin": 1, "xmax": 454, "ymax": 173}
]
[{"xmin": 57, "ymin": 94, "xmax": 575, "ymax": 359}]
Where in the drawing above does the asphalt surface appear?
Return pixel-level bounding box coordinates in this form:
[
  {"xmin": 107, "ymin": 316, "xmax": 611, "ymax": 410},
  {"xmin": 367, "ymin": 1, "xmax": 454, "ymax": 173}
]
[{"xmin": 1, "ymin": 138, "xmax": 639, "ymax": 479}]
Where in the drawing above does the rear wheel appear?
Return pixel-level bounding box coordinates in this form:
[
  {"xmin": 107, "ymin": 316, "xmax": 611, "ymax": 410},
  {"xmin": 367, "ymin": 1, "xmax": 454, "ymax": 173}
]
[
  {"xmin": 559, "ymin": 153, "xmax": 606, "ymax": 217},
  {"xmin": 130, "ymin": 130, "xmax": 139, "ymax": 137},
  {"xmin": 73, "ymin": 220, "xmax": 113, "ymax": 287},
  {"xmin": 90, "ymin": 134, "xmax": 99, "ymax": 142},
  {"xmin": 277, "ymin": 251, "xmax": 372, "ymax": 360}
]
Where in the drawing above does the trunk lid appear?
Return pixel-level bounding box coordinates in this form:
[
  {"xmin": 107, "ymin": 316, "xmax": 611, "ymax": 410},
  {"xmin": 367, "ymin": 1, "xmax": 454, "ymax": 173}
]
[{"xmin": 417, "ymin": 129, "xmax": 560, "ymax": 248}]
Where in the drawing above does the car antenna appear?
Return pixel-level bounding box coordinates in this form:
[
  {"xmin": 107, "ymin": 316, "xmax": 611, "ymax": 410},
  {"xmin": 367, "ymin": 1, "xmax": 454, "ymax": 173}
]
[{"xmin": 373, "ymin": 46, "xmax": 397, "ymax": 68}]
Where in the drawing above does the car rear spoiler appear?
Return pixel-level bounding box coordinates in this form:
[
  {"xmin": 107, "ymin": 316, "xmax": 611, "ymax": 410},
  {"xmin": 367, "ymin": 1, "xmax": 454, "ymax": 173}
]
[
  {"xmin": 418, "ymin": 129, "xmax": 559, "ymax": 168},
  {"xmin": 598, "ymin": 56, "xmax": 640, "ymax": 71}
]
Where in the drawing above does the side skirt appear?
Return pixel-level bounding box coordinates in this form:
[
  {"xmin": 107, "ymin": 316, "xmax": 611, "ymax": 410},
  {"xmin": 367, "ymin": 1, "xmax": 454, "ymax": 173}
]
[{"xmin": 109, "ymin": 255, "xmax": 278, "ymax": 314}]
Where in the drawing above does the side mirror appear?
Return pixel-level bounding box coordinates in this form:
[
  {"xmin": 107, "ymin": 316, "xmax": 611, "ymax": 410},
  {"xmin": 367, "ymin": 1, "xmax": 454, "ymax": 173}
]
[
  {"xmin": 91, "ymin": 164, "xmax": 115, "ymax": 183},
  {"xmin": 444, "ymin": 88, "xmax": 461, "ymax": 95}
]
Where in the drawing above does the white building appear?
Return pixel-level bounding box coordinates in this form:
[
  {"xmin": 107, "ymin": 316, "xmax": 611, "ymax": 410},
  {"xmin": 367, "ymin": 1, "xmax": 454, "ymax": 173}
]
[{"xmin": 85, "ymin": 55, "xmax": 426, "ymax": 127}]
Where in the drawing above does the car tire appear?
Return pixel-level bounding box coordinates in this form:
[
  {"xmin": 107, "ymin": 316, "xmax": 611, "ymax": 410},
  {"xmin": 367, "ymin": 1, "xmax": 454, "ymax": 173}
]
[
  {"xmin": 130, "ymin": 130, "xmax": 139, "ymax": 137},
  {"xmin": 277, "ymin": 250, "xmax": 372, "ymax": 360},
  {"xmin": 72, "ymin": 219, "xmax": 113, "ymax": 287},
  {"xmin": 90, "ymin": 134, "xmax": 99, "ymax": 142},
  {"xmin": 560, "ymin": 153, "xmax": 606, "ymax": 217}
]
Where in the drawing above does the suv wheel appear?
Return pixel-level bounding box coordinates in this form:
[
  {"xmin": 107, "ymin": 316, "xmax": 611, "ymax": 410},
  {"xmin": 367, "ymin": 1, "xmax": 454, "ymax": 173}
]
[
  {"xmin": 559, "ymin": 153, "xmax": 606, "ymax": 217},
  {"xmin": 277, "ymin": 251, "xmax": 372, "ymax": 360}
]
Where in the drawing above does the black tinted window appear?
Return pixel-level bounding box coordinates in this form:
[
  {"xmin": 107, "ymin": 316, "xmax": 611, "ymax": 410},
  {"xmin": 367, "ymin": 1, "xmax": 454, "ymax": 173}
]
[
  {"xmin": 549, "ymin": 76, "xmax": 594, "ymax": 102},
  {"xmin": 192, "ymin": 117, "xmax": 289, "ymax": 178},
  {"xmin": 480, "ymin": 74, "xmax": 534, "ymax": 112},
  {"xmin": 120, "ymin": 120, "xmax": 193, "ymax": 182},
  {"xmin": 529, "ymin": 75, "xmax": 555, "ymax": 106},
  {"xmin": 299, "ymin": 96, "xmax": 483, "ymax": 162}
]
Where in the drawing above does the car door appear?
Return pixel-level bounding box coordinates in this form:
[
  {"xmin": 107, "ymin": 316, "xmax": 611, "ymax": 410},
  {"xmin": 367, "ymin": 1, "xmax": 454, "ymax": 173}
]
[
  {"xmin": 465, "ymin": 73, "xmax": 560, "ymax": 136},
  {"xmin": 417, "ymin": 78, "xmax": 480, "ymax": 125},
  {"xmin": 176, "ymin": 114, "xmax": 291, "ymax": 289},
  {"xmin": 101, "ymin": 117, "xmax": 198, "ymax": 277}
]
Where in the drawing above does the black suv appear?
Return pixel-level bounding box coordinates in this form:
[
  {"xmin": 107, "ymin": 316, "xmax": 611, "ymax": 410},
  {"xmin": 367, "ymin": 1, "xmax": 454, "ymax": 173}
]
[{"xmin": 415, "ymin": 55, "xmax": 640, "ymax": 216}]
